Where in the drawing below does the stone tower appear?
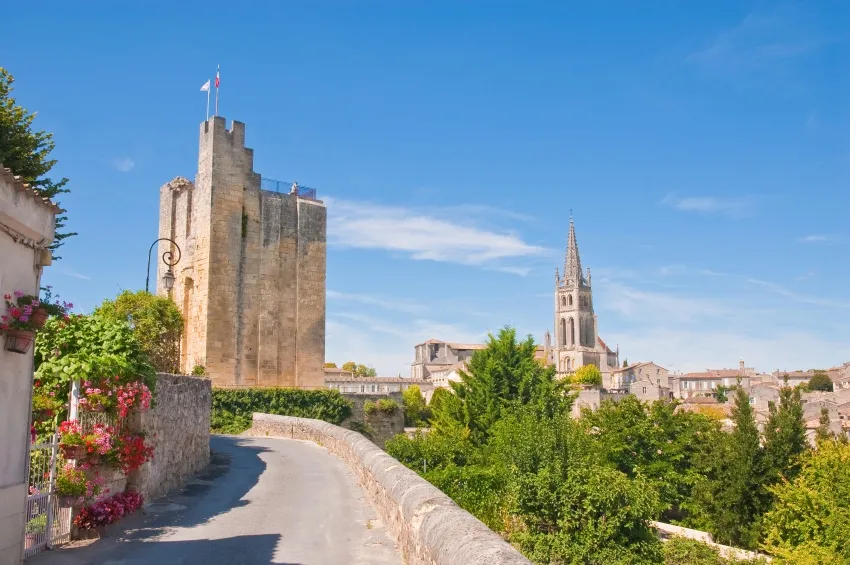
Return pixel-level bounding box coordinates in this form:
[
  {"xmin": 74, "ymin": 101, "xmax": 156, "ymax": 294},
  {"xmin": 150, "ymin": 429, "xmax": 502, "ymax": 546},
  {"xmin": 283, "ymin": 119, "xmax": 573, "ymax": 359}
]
[
  {"xmin": 553, "ymin": 217, "xmax": 612, "ymax": 376},
  {"xmin": 156, "ymin": 116, "xmax": 326, "ymax": 388}
]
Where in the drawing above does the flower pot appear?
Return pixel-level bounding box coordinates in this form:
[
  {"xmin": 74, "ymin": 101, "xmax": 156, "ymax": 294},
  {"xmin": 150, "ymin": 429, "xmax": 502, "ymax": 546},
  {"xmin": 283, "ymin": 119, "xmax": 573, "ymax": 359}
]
[
  {"xmin": 4, "ymin": 329, "xmax": 34, "ymax": 354},
  {"xmin": 82, "ymin": 404, "xmax": 105, "ymax": 413},
  {"xmin": 57, "ymin": 495, "xmax": 84, "ymax": 508},
  {"xmin": 30, "ymin": 307, "xmax": 49, "ymax": 329},
  {"xmin": 59, "ymin": 444, "xmax": 84, "ymax": 460}
]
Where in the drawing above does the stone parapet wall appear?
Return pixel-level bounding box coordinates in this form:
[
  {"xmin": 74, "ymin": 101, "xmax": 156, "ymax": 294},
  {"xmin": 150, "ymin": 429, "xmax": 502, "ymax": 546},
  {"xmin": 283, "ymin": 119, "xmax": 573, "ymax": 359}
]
[
  {"xmin": 130, "ymin": 374, "xmax": 211, "ymax": 501},
  {"xmin": 250, "ymin": 413, "xmax": 531, "ymax": 565}
]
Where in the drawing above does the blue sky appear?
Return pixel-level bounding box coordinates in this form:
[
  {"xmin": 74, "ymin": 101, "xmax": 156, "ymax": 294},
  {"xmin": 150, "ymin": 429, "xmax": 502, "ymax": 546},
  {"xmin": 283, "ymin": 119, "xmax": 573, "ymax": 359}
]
[{"xmin": 5, "ymin": 1, "xmax": 850, "ymax": 376}]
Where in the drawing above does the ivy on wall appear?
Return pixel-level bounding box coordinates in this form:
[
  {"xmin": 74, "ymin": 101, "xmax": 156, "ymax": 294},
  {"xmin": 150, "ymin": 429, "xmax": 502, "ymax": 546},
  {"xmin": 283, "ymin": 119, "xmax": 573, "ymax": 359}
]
[{"xmin": 211, "ymin": 388, "xmax": 352, "ymax": 434}]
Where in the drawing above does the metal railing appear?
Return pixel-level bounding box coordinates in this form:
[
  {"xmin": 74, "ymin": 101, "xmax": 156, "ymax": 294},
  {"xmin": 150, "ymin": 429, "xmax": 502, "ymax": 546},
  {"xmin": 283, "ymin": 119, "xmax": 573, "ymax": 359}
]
[
  {"xmin": 25, "ymin": 434, "xmax": 71, "ymax": 558},
  {"xmin": 260, "ymin": 177, "xmax": 318, "ymax": 200}
]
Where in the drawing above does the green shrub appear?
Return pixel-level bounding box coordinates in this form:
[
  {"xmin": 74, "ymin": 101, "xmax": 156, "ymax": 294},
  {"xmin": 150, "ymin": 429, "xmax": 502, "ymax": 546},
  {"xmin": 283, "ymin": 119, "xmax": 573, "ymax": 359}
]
[
  {"xmin": 192, "ymin": 365, "xmax": 206, "ymax": 376},
  {"xmin": 662, "ymin": 537, "xmax": 769, "ymax": 565},
  {"xmin": 363, "ymin": 400, "xmax": 377, "ymax": 416},
  {"xmin": 211, "ymin": 388, "xmax": 352, "ymax": 434},
  {"xmin": 376, "ymin": 398, "xmax": 399, "ymax": 414}
]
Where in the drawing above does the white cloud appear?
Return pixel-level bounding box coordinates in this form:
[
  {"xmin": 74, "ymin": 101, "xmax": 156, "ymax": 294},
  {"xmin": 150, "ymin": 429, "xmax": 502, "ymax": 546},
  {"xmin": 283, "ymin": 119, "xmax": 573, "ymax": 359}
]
[
  {"xmin": 112, "ymin": 157, "xmax": 135, "ymax": 172},
  {"xmin": 661, "ymin": 193, "xmax": 752, "ymax": 219},
  {"xmin": 744, "ymin": 278, "xmax": 850, "ymax": 309},
  {"xmin": 58, "ymin": 268, "xmax": 91, "ymax": 281},
  {"xmin": 797, "ymin": 234, "xmax": 829, "ymax": 243},
  {"xmin": 327, "ymin": 290, "xmax": 425, "ymax": 315},
  {"xmin": 689, "ymin": 7, "xmax": 825, "ymax": 70},
  {"xmin": 596, "ymin": 280, "xmax": 732, "ymax": 324},
  {"xmin": 325, "ymin": 197, "xmax": 547, "ymax": 271}
]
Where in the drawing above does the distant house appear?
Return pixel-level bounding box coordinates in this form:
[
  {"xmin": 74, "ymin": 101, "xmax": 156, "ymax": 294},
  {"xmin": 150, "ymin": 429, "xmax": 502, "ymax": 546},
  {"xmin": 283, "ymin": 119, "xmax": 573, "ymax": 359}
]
[
  {"xmin": 324, "ymin": 375, "xmax": 432, "ymax": 396},
  {"xmin": 411, "ymin": 338, "xmax": 548, "ymax": 380},
  {"xmin": 610, "ymin": 362, "xmax": 669, "ymax": 391}
]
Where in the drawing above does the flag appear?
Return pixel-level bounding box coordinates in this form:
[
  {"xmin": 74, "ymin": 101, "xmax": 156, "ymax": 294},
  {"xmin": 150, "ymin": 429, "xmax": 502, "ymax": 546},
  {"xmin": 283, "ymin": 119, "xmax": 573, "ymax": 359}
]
[
  {"xmin": 200, "ymin": 79, "xmax": 210, "ymax": 92},
  {"xmin": 215, "ymin": 66, "xmax": 220, "ymax": 88}
]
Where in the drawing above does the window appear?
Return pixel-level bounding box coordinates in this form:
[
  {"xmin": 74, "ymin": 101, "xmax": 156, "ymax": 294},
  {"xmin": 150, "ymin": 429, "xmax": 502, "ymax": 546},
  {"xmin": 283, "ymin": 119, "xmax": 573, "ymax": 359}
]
[
  {"xmin": 642, "ymin": 387, "xmax": 647, "ymax": 394},
  {"xmin": 568, "ymin": 295, "xmax": 573, "ymax": 306},
  {"xmin": 560, "ymin": 318, "xmax": 567, "ymax": 346},
  {"xmin": 561, "ymin": 296, "xmax": 566, "ymax": 306},
  {"xmin": 570, "ymin": 318, "xmax": 575, "ymax": 345}
]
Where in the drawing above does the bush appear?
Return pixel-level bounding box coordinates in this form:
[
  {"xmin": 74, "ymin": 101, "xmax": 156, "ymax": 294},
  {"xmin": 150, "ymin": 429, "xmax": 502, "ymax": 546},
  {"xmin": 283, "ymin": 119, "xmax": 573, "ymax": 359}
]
[
  {"xmin": 192, "ymin": 365, "xmax": 206, "ymax": 376},
  {"xmin": 662, "ymin": 537, "xmax": 769, "ymax": 564},
  {"xmin": 571, "ymin": 364, "xmax": 602, "ymax": 386},
  {"xmin": 211, "ymin": 388, "xmax": 352, "ymax": 434},
  {"xmin": 363, "ymin": 400, "xmax": 377, "ymax": 416},
  {"xmin": 376, "ymin": 398, "xmax": 399, "ymax": 414},
  {"xmin": 402, "ymin": 385, "xmax": 429, "ymax": 426}
]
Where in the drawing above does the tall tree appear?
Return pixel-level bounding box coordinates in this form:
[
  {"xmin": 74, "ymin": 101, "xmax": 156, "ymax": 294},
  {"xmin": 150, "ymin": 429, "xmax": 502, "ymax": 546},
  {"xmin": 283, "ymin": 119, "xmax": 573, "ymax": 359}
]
[
  {"xmin": 763, "ymin": 381, "xmax": 806, "ymax": 483},
  {"xmin": 688, "ymin": 385, "xmax": 763, "ymax": 548},
  {"xmin": 815, "ymin": 406, "xmax": 833, "ymax": 444},
  {"xmin": 436, "ymin": 326, "xmax": 563, "ymax": 446},
  {"xmin": 94, "ymin": 290, "xmax": 183, "ymax": 373},
  {"xmin": 0, "ymin": 67, "xmax": 73, "ymax": 256},
  {"xmin": 806, "ymin": 371, "xmax": 833, "ymax": 392},
  {"xmin": 402, "ymin": 384, "xmax": 428, "ymax": 426}
]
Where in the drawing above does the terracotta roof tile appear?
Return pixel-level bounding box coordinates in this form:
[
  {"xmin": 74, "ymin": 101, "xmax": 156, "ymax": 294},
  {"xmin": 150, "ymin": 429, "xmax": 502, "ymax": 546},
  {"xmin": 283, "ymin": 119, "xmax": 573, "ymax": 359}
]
[{"xmin": 0, "ymin": 165, "xmax": 63, "ymax": 214}]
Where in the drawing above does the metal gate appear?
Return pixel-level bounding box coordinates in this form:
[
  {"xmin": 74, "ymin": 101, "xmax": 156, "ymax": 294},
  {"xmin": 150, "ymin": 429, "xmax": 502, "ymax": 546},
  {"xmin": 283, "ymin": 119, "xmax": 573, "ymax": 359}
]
[{"xmin": 24, "ymin": 434, "xmax": 71, "ymax": 558}]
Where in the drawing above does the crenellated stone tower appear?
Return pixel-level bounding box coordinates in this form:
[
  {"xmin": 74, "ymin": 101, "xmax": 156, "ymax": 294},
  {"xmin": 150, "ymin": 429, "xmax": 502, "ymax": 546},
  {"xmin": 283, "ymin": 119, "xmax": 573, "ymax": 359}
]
[
  {"xmin": 156, "ymin": 116, "xmax": 326, "ymax": 388},
  {"xmin": 552, "ymin": 217, "xmax": 618, "ymax": 378}
]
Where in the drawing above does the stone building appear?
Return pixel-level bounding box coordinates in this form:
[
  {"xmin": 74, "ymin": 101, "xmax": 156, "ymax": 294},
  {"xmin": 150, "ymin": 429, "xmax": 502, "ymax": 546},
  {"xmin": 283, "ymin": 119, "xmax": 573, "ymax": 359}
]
[
  {"xmin": 551, "ymin": 218, "xmax": 619, "ymax": 378},
  {"xmin": 157, "ymin": 117, "xmax": 326, "ymax": 388},
  {"xmin": 0, "ymin": 165, "xmax": 59, "ymax": 564}
]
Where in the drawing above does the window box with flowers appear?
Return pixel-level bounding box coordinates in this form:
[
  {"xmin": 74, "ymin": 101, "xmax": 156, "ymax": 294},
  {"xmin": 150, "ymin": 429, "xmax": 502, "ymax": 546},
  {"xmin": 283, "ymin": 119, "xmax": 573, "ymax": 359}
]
[
  {"xmin": 57, "ymin": 420, "xmax": 87, "ymax": 460},
  {"xmin": 1, "ymin": 288, "xmax": 72, "ymax": 354},
  {"xmin": 55, "ymin": 464, "xmax": 105, "ymax": 508}
]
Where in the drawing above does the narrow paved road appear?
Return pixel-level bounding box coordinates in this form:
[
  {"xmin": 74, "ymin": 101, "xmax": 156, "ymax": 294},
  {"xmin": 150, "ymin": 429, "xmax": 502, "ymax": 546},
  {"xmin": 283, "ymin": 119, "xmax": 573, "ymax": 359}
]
[{"xmin": 30, "ymin": 435, "xmax": 403, "ymax": 565}]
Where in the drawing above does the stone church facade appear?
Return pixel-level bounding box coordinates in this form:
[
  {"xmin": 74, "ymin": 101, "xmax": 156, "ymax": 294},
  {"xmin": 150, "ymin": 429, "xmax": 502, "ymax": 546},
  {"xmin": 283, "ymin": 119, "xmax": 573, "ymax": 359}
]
[
  {"xmin": 156, "ymin": 116, "xmax": 326, "ymax": 388},
  {"xmin": 545, "ymin": 218, "xmax": 619, "ymax": 378}
]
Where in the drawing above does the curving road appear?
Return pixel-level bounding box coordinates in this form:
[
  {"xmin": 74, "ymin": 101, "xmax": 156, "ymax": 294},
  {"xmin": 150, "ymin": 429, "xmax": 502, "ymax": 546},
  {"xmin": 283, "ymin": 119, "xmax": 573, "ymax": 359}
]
[{"xmin": 30, "ymin": 435, "xmax": 403, "ymax": 565}]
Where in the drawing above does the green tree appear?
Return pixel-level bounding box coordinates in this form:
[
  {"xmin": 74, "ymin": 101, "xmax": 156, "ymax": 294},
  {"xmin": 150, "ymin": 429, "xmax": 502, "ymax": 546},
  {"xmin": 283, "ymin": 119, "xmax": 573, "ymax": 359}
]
[
  {"xmin": 402, "ymin": 385, "xmax": 428, "ymax": 426},
  {"xmin": 323, "ymin": 362, "xmax": 337, "ymax": 368},
  {"xmin": 806, "ymin": 370, "xmax": 833, "ymax": 392},
  {"xmin": 623, "ymin": 358, "xmax": 628, "ymax": 368},
  {"xmin": 762, "ymin": 381, "xmax": 806, "ymax": 483},
  {"xmin": 688, "ymin": 385, "xmax": 763, "ymax": 549},
  {"xmin": 355, "ymin": 364, "xmax": 377, "ymax": 378},
  {"xmin": 0, "ymin": 67, "xmax": 73, "ymax": 256},
  {"xmin": 434, "ymin": 326, "xmax": 563, "ymax": 446},
  {"xmin": 761, "ymin": 440, "xmax": 850, "ymax": 563},
  {"xmin": 815, "ymin": 406, "xmax": 833, "ymax": 443},
  {"xmin": 571, "ymin": 363, "xmax": 602, "ymax": 386},
  {"xmin": 94, "ymin": 290, "xmax": 183, "ymax": 373},
  {"xmin": 341, "ymin": 361, "xmax": 356, "ymax": 373}
]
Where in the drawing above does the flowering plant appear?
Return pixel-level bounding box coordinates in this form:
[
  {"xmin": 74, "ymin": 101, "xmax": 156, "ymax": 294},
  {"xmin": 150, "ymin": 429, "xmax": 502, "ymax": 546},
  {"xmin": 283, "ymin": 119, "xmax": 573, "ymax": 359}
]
[
  {"xmin": 38, "ymin": 286, "xmax": 73, "ymax": 319},
  {"xmin": 1, "ymin": 290, "xmax": 40, "ymax": 332},
  {"xmin": 115, "ymin": 382, "xmax": 152, "ymax": 418},
  {"xmin": 83, "ymin": 423, "xmax": 116, "ymax": 459},
  {"xmin": 55, "ymin": 464, "xmax": 105, "ymax": 499},
  {"xmin": 114, "ymin": 433, "xmax": 154, "ymax": 474},
  {"xmin": 58, "ymin": 420, "xmax": 85, "ymax": 448},
  {"xmin": 78, "ymin": 385, "xmax": 113, "ymax": 412},
  {"xmin": 73, "ymin": 490, "xmax": 144, "ymax": 530}
]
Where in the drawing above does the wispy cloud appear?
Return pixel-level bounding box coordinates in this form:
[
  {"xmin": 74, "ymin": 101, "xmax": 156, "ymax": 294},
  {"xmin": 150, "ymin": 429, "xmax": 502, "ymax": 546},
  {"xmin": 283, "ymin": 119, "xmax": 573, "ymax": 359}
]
[
  {"xmin": 112, "ymin": 157, "xmax": 135, "ymax": 172},
  {"xmin": 689, "ymin": 7, "xmax": 827, "ymax": 71},
  {"xmin": 597, "ymin": 280, "xmax": 732, "ymax": 324},
  {"xmin": 58, "ymin": 268, "xmax": 91, "ymax": 281},
  {"xmin": 327, "ymin": 289, "xmax": 425, "ymax": 315},
  {"xmin": 325, "ymin": 197, "xmax": 548, "ymax": 272},
  {"xmin": 661, "ymin": 193, "xmax": 753, "ymax": 219},
  {"xmin": 745, "ymin": 278, "xmax": 850, "ymax": 309},
  {"xmin": 797, "ymin": 234, "xmax": 830, "ymax": 243}
]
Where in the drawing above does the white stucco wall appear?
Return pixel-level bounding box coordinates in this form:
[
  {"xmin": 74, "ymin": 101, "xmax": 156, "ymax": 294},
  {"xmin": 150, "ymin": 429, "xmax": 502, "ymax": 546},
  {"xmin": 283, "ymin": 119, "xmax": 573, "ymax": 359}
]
[{"xmin": 0, "ymin": 167, "xmax": 56, "ymax": 565}]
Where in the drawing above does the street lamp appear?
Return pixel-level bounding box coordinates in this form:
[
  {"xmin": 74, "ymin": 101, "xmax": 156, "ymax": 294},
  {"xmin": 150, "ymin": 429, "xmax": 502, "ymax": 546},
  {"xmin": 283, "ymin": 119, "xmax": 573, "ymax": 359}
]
[{"xmin": 146, "ymin": 238, "xmax": 181, "ymax": 293}]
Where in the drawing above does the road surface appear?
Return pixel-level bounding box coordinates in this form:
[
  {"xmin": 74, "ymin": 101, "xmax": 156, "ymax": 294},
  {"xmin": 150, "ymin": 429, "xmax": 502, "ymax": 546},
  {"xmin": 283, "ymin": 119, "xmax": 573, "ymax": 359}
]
[{"xmin": 30, "ymin": 435, "xmax": 403, "ymax": 565}]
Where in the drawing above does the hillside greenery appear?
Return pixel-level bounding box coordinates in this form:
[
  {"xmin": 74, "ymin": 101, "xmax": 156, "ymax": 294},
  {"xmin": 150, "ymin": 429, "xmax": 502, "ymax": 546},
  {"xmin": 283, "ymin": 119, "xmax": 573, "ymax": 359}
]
[{"xmin": 386, "ymin": 326, "xmax": 837, "ymax": 564}]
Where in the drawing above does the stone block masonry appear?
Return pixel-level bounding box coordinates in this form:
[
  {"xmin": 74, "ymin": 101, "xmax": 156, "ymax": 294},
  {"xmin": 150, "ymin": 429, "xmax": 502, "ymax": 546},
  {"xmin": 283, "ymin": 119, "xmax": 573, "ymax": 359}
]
[
  {"xmin": 128, "ymin": 374, "xmax": 212, "ymax": 502},
  {"xmin": 250, "ymin": 414, "xmax": 532, "ymax": 565},
  {"xmin": 341, "ymin": 393, "xmax": 406, "ymax": 448},
  {"xmin": 157, "ymin": 117, "xmax": 326, "ymax": 388}
]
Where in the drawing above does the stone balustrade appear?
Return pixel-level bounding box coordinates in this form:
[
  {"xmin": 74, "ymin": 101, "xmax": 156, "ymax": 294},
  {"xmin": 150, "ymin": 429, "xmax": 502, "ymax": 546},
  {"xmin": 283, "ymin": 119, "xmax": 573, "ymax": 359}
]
[{"xmin": 251, "ymin": 413, "xmax": 531, "ymax": 565}]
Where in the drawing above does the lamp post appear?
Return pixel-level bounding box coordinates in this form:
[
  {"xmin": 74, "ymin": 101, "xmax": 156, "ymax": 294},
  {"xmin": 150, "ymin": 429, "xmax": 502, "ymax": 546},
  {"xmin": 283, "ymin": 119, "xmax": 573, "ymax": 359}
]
[{"xmin": 146, "ymin": 238, "xmax": 181, "ymax": 293}]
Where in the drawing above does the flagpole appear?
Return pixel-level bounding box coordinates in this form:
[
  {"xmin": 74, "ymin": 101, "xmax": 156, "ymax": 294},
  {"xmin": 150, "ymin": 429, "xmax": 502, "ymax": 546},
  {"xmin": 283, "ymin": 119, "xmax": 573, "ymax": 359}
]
[
  {"xmin": 215, "ymin": 64, "xmax": 220, "ymax": 117},
  {"xmin": 206, "ymin": 87, "xmax": 210, "ymax": 121}
]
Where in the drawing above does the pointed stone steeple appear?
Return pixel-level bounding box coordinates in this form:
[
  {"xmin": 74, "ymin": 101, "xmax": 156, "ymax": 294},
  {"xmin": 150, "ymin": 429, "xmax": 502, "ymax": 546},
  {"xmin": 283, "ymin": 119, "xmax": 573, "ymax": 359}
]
[{"xmin": 563, "ymin": 216, "xmax": 588, "ymax": 287}]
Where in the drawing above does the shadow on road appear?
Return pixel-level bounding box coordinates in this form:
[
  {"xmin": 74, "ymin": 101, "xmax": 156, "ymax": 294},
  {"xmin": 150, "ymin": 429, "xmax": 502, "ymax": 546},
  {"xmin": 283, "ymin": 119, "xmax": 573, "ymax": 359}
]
[{"xmin": 28, "ymin": 435, "xmax": 277, "ymax": 564}]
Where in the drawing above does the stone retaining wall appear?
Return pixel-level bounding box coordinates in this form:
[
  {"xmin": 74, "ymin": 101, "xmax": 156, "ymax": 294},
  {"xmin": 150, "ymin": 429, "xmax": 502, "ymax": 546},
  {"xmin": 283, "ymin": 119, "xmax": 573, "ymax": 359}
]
[
  {"xmin": 129, "ymin": 374, "xmax": 212, "ymax": 501},
  {"xmin": 341, "ymin": 393, "xmax": 405, "ymax": 448},
  {"xmin": 251, "ymin": 413, "xmax": 531, "ymax": 565}
]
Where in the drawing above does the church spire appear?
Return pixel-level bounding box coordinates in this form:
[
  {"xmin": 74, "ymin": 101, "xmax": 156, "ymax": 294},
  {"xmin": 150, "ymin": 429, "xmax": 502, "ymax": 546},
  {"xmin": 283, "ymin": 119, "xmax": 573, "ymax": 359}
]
[{"xmin": 563, "ymin": 216, "xmax": 588, "ymax": 287}]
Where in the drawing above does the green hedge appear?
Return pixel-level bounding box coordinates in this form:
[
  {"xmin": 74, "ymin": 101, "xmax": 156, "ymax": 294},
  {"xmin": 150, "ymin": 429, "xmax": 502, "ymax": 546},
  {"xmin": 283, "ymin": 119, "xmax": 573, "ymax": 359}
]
[{"xmin": 211, "ymin": 388, "xmax": 353, "ymax": 434}]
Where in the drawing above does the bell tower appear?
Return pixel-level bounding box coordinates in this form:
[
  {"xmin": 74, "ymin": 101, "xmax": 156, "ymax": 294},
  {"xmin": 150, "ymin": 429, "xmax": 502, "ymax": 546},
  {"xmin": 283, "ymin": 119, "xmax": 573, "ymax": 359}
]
[{"xmin": 553, "ymin": 217, "xmax": 597, "ymax": 375}]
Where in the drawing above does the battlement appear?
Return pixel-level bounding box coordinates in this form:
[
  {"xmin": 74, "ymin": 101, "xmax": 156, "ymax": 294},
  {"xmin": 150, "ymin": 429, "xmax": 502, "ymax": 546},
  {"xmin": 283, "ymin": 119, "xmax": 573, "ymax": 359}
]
[{"xmin": 201, "ymin": 116, "xmax": 249, "ymax": 149}]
